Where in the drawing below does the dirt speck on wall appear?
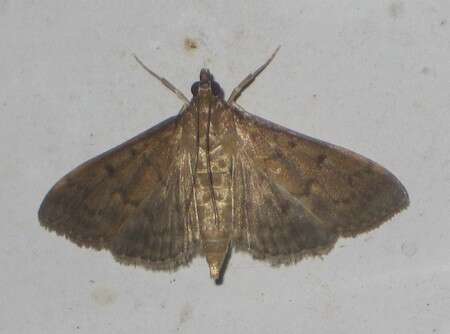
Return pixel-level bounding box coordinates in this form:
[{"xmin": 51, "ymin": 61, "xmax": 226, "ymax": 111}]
[{"xmin": 184, "ymin": 38, "xmax": 199, "ymax": 52}]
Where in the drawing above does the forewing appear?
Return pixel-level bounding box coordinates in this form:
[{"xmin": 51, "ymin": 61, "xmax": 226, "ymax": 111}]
[
  {"xmin": 39, "ymin": 115, "xmax": 199, "ymax": 269},
  {"xmin": 231, "ymin": 107, "xmax": 409, "ymax": 261}
]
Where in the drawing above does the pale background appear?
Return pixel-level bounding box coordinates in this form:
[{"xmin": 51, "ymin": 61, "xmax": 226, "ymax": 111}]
[{"xmin": 1, "ymin": 1, "xmax": 449, "ymax": 333}]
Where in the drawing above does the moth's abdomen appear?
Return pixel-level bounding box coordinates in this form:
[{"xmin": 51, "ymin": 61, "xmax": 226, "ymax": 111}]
[
  {"xmin": 195, "ymin": 143, "xmax": 232, "ymax": 225},
  {"xmin": 194, "ymin": 143, "xmax": 233, "ymax": 279}
]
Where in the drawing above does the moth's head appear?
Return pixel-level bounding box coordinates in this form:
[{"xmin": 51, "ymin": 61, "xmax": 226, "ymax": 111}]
[
  {"xmin": 191, "ymin": 68, "xmax": 224, "ymax": 99},
  {"xmin": 199, "ymin": 68, "xmax": 211, "ymax": 84}
]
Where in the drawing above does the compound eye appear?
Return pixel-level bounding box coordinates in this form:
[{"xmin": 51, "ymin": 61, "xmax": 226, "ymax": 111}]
[
  {"xmin": 211, "ymin": 81, "xmax": 224, "ymax": 99},
  {"xmin": 191, "ymin": 82, "xmax": 200, "ymax": 96}
]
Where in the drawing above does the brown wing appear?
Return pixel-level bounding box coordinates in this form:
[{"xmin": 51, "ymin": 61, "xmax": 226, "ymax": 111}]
[
  {"xmin": 231, "ymin": 157, "xmax": 339, "ymax": 264},
  {"xmin": 38, "ymin": 114, "xmax": 199, "ymax": 270},
  {"xmin": 231, "ymin": 107, "xmax": 409, "ymax": 264}
]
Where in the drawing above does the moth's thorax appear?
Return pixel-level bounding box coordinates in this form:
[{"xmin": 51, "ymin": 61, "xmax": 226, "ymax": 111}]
[
  {"xmin": 193, "ymin": 93, "xmax": 224, "ymax": 112},
  {"xmin": 197, "ymin": 85, "xmax": 212, "ymax": 98}
]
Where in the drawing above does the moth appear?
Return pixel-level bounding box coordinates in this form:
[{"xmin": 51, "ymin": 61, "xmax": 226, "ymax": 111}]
[{"xmin": 39, "ymin": 47, "xmax": 409, "ymax": 282}]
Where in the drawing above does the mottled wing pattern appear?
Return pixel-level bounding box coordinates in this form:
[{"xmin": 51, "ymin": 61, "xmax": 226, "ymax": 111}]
[
  {"xmin": 231, "ymin": 108, "xmax": 409, "ymax": 264},
  {"xmin": 39, "ymin": 115, "xmax": 199, "ymax": 270},
  {"xmin": 232, "ymin": 157, "xmax": 339, "ymax": 264}
]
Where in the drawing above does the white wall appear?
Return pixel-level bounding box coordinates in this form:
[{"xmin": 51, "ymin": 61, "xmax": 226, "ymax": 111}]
[{"xmin": 1, "ymin": 1, "xmax": 449, "ymax": 333}]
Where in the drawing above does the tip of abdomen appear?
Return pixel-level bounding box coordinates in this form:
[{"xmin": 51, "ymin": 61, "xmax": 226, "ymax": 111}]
[
  {"xmin": 203, "ymin": 235, "xmax": 230, "ymax": 281},
  {"xmin": 208, "ymin": 262, "xmax": 221, "ymax": 280}
]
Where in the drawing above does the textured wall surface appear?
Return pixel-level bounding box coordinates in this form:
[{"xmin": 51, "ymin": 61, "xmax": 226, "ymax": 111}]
[{"xmin": 1, "ymin": 1, "xmax": 449, "ymax": 333}]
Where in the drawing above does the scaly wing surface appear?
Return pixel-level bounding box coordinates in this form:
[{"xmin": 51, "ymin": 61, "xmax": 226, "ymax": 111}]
[
  {"xmin": 231, "ymin": 108, "xmax": 409, "ymax": 263},
  {"xmin": 39, "ymin": 115, "xmax": 199, "ymax": 270}
]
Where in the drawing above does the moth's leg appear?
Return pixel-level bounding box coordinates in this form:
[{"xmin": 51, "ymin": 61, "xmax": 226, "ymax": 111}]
[
  {"xmin": 133, "ymin": 54, "xmax": 190, "ymax": 105},
  {"xmin": 227, "ymin": 46, "xmax": 280, "ymax": 104}
]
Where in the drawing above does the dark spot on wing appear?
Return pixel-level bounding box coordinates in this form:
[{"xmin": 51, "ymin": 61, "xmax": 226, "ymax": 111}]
[
  {"xmin": 105, "ymin": 164, "xmax": 115, "ymax": 176},
  {"xmin": 316, "ymin": 154, "xmax": 327, "ymax": 167},
  {"xmin": 130, "ymin": 148, "xmax": 138, "ymax": 157},
  {"xmin": 279, "ymin": 199, "xmax": 290, "ymax": 214},
  {"xmin": 272, "ymin": 150, "xmax": 284, "ymax": 160}
]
